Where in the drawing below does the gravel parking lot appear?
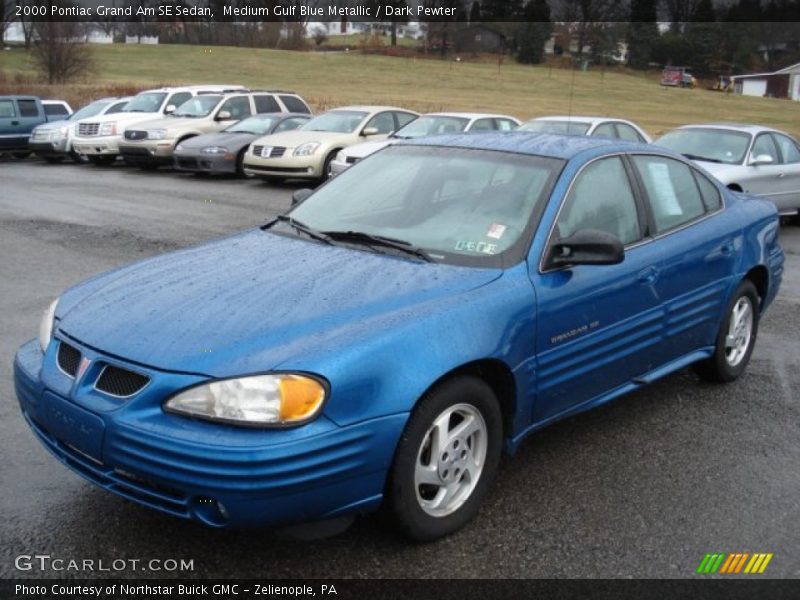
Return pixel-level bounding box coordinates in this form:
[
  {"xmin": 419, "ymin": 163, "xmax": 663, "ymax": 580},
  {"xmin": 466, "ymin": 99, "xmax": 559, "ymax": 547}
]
[{"xmin": 1, "ymin": 159, "xmax": 798, "ymax": 579}]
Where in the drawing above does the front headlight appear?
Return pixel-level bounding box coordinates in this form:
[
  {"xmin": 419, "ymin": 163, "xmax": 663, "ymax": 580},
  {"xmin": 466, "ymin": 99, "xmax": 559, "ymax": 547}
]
[
  {"xmin": 294, "ymin": 142, "xmax": 320, "ymax": 157},
  {"xmin": 200, "ymin": 146, "xmax": 229, "ymax": 154},
  {"xmin": 164, "ymin": 373, "xmax": 326, "ymax": 426},
  {"xmin": 147, "ymin": 129, "xmax": 168, "ymax": 140},
  {"xmin": 99, "ymin": 122, "xmax": 117, "ymax": 136},
  {"xmin": 38, "ymin": 298, "xmax": 58, "ymax": 352}
]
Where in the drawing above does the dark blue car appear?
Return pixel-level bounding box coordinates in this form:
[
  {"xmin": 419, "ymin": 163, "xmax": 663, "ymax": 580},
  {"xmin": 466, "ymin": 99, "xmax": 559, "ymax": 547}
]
[{"xmin": 14, "ymin": 133, "xmax": 784, "ymax": 540}]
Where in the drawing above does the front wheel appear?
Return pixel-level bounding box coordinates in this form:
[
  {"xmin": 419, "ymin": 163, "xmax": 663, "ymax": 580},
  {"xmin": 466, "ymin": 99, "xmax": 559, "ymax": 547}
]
[
  {"xmin": 694, "ymin": 280, "xmax": 759, "ymax": 382},
  {"xmin": 387, "ymin": 376, "xmax": 502, "ymax": 541}
]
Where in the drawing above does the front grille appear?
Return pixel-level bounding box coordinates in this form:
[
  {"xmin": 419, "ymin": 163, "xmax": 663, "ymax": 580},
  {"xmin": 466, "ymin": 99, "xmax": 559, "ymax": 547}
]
[
  {"xmin": 251, "ymin": 145, "xmax": 286, "ymax": 158},
  {"xmin": 77, "ymin": 123, "xmax": 99, "ymax": 136},
  {"xmin": 95, "ymin": 366, "xmax": 150, "ymax": 397},
  {"xmin": 57, "ymin": 342, "xmax": 81, "ymax": 377},
  {"xmin": 124, "ymin": 130, "xmax": 147, "ymax": 141},
  {"xmin": 346, "ymin": 156, "xmax": 360, "ymax": 164}
]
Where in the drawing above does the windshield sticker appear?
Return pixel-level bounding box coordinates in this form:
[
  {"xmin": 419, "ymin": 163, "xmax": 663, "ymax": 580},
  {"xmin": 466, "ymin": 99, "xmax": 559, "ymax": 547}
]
[
  {"xmin": 486, "ymin": 223, "xmax": 507, "ymax": 239},
  {"xmin": 455, "ymin": 241, "xmax": 498, "ymax": 255}
]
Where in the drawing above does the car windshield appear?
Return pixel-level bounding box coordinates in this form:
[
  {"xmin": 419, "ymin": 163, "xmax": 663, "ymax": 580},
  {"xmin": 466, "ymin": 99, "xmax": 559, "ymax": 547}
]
[
  {"xmin": 172, "ymin": 95, "xmax": 222, "ymax": 118},
  {"xmin": 286, "ymin": 146, "xmax": 562, "ymax": 267},
  {"xmin": 123, "ymin": 92, "xmax": 167, "ymax": 113},
  {"xmin": 518, "ymin": 120, "xmax": 592, "ymax": 136},
  {"xmin": 68, "ymin": 101, "xmax": 110, "ymax": 121},
  {"xmin": 224, "ymin": 115, "xmax": 280, "ymax": 134},
  {"xmin": 301, "ymin": 111, "xmax": 367, "ymax": 133},
  {"xmin": 393, "ymin": 116, "xmax": 470, "ymax": 138},
  {"xmin": 655, "ymin": 128, "xmax": 752, "ymax": 165}
]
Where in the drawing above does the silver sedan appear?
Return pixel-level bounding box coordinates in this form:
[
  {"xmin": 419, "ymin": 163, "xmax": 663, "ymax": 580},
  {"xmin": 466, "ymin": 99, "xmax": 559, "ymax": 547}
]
[{"xmin": 655, "ymin": 123, "xmax": 800, "ymax": 217}]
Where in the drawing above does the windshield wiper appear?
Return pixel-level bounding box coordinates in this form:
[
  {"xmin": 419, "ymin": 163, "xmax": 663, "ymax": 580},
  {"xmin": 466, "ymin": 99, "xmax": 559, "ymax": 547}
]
[
  {"xmin": 267, "ymin": 215, "xmax": 332, "ymax": 244},
  {"xmin": 322, "ymin": 230, "xmax": 432, "ymax": 262},
  {"xmin": 681, "ymin": 152, "xmax": 723, "ymax": 164}
]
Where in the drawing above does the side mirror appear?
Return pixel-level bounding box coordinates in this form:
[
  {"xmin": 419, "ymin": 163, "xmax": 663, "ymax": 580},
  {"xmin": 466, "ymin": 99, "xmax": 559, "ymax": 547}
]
[
  {"xmin": 216, "ymin": 110, "xmax": 233, "ymax": 121},
  {"xmin": 545, "ymin": 229, "xmax": 624, "ymax": 269},
  {"xmin": 164, "ymin": 104, "xmax": 176, "ymax": 114},
  {"xmin": 291, "ymin": 188, "xmax": 313, "ymax": 207},
  {"xmin": 361, "ymin": 127, "xmax": 379, "ymax": 136},
  {"xmin": 749, "ymin": 154, "xmax": 775, "ymax": 166}
]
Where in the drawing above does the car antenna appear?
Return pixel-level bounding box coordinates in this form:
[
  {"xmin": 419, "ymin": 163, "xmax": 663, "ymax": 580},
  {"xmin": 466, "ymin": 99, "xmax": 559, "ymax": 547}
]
[{"xmin": 567, "ymin": 58, "xmax": 577, "ymax": 124}]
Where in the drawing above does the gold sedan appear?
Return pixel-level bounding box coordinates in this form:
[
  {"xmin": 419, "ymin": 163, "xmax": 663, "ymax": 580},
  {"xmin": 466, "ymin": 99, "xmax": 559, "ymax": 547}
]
[{"xmin": 243, "ymin": 105, "xmax": 418, "ymax": 182}]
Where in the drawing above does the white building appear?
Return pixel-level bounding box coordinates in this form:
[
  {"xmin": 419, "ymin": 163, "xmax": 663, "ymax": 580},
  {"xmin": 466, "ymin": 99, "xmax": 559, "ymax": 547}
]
[{"xmin": 732, "ymin": 61, "xmax": 800, "ymax": 101}]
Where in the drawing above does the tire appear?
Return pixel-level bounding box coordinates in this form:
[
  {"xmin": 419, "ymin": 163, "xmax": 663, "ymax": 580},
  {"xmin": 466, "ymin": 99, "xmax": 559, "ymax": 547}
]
[
  {"xmin": 320, "ymin": 151, "xmax": 337, "ymax": 184},
  {"xmin": 69, "ymin": 150, "xmax": 84, "ymax": 163},
  {"xmin": 694, "ymin": 280, "xmax": 760, "ymax": 383},
  {"xmin": 387, "ymin": 376, "xmax": 502, "ymax": 542},
  {"xmin": 12, "ymin": 151, "xmax": 31, "ymax": 159},
  {"xmin": 42, "ymin": 155, "xmax": 64, "ymax": 164},
  {"xmin": 235, "ymin": 149, "xmax": 247, "ymax": 176}
]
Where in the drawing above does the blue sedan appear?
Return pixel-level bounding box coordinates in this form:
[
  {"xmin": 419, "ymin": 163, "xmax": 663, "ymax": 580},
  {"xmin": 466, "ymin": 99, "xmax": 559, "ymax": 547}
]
[{"xmin": 14, "ymin": 133, "xmax": 784, "ymax": 540}]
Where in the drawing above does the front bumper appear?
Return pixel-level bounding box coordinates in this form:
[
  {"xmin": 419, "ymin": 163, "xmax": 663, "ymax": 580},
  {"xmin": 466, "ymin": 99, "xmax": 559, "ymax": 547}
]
[
  {"xmin": 14, "ymin": 337, "xmax": 405, "ymax": 528},
  {"xmin": 118, "ymin": 140, "xmax": 176, "ymax": 166},
  {"xmin": 243, "ymin": 153, "xmax": 322, "ymax": 179},
  {"xmin": 72, "ymin": 136, "xmax": 120, "ymax": 156},
  {"xmin": 174, "ymin": 150, "xmax": 237, "ymax": 174}
]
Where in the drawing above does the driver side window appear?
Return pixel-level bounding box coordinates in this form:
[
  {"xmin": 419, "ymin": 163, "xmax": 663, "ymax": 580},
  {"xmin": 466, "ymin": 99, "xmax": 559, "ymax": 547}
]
[
  {"xmin": 556, "ymin": 157, "xmax": 641, "ymax": 245},
  {"xmin": 751, "ymin": 134, "xmax": 779, "ymax": 163},
  {"xmin": 365, "ymin": 112, "xmax": 395, "ymax": 134}
]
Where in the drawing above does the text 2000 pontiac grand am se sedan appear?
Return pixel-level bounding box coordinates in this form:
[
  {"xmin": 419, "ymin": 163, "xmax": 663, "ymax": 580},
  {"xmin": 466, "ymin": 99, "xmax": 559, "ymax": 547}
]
[{"xmin": 14, "ymin": 133, "xmax": 784, "ymax": 541}]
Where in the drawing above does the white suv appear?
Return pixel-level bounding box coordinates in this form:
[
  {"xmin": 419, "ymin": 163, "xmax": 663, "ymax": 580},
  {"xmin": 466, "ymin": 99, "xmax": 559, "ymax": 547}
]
[{"xmin": 72, "ymin": 85, "xmax": 244, "ymax": 164}]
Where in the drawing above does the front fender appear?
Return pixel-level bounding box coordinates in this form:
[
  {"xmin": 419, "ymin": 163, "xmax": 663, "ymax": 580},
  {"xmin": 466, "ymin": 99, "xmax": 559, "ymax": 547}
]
[{"xmin": 277, "ymin": 263, "xmax": 537, "ymax": 430}]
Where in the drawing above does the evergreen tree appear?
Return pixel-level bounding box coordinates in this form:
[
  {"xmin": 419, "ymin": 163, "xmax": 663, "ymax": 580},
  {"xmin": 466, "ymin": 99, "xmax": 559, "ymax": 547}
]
[
  {"xmin": 627, "ymin": 0, "xmax": 659, "ymax": 70},
  {"xmin": 516, "ymin": 0, "xmax": 551, "ymax": 65},
  {"xmin": 685, "ymin": 0, "xmax": 721, "ymax": 75},
  {"xmin": 469, "ymin": 1, "xmax": 481, "ymax": 22}
]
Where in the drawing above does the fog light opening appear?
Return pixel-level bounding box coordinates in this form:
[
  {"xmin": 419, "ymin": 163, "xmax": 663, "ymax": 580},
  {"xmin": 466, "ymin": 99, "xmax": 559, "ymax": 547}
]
[{"xmin": 191, "ymin": 496, "xmax": 229, "ymax": 527}]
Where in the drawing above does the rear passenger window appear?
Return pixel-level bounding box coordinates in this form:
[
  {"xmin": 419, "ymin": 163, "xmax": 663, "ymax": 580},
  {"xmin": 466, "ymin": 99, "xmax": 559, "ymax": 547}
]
[
  {"xmin": 255, "ymin": 95, "xmax": 281, "ymax": 113},
  {"xmin": 694, "ymin": 171, "xmax": 722, "ymax": 211},
  {"xmin": 616, "ymin": 123, "xmax": 645, "ymax": 142},
  {"xmin": 279, "ymin": 95, "xmax": 311, "ymax": 114},
  {"xmin": 44, "ymin": 104, "xmax": 69, "ymax": 117},
  {"xmin": 557, "ymin": 156, "xmax": 641, "ymax": 245},
  {"xmin": 18, "ymin": 100, "xmax": 39, "ymax": 117},
  {"xmin": 395, "ymin": 112, "xmax": 417, "ymax": 129},
  {"xmin": 772, "ymin": 133, "xmax": 800, "ymax": 164},
  {"xmin": 470, "ymin": 119, "xmax": 495, "ymax": 132},
  {"xmin": 591, "ymin": 123, "xmax": 617, "ymax": 139},
  {"xmin": 633, "ymin": 155, "xmax": 706, "ymax": 233},
  {"xmin": 495, "ymin": 119, "xmax": 517, "ymax": 131},
  {"xmin": 0, "ymin": 100, "xmax": 16, "ymax": 117}
]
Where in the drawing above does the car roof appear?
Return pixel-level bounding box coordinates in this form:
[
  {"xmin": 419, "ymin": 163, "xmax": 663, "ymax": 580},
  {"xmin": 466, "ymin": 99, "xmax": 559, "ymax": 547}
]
[
  {"xmin": 425, "ymin": 112, "xmax": 519, "ymax": 120},
  {"xmin": 532, "ymin": 115, "xmax": 635, "ymax": 126},
  {"xmin": 331, "ymin": 105, "xmax": 415, "ymax": 113},
  {"xmin": 676, "ymin": 122, "xmax": 779, "ymax": 134},
  {"xmin": 401, "ymin": 131, "xmax": 645, "ymax": 159},
  {"xmin": 138, "ymin": 85, "xmax": 245, "ymax": 94}
]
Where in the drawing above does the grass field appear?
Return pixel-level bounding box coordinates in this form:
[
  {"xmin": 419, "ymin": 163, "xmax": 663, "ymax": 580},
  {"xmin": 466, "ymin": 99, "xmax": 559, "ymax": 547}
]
[{"xmin": 2, "ymin": 43, "xmax": 800, "ymax": 138}]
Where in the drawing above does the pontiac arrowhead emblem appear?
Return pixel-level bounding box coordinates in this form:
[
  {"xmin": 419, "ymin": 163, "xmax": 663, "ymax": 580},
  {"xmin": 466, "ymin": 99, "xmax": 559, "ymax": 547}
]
[{"xmin": 77, "ymin": 357, "xmax": 91, "ymax": 379}]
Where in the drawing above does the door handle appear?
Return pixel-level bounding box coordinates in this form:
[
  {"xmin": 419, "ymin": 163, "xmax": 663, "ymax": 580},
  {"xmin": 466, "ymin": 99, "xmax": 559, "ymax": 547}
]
[
  {"xmin": 11, "ymin": 120, "xmax": 19, "ymax": 126},
  {"xmin": 720, "ymin": 241, "xmax": 735, "ymax": 256},
  {"xmin": 777, "ymin": 172, "xmax": 785, "ymax": 178},
  {"xmin": 637, "ymin": 266, "xmax": 659, "ymax": 285}
]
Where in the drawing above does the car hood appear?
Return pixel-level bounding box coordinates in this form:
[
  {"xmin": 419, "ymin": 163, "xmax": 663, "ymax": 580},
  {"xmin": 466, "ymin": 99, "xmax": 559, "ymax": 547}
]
[
  {"xmin": 125, "ymin": 116, "xmax": 205, "ymax": 132},
  {"xmin": 77, "ymin": 112, "xmax": 161, "ymax": 126},
  {"xmin": 343, "ymin": 138, "xmax": 395, "ymax": 159},
  {"xmin": 253, "ymin": 129, "xmax": 356, "ymax": 149},
  {"xmin": 176, "ymin": 132, "xmax": 256, "ymax": 151},
  {"xmin": 33, "ymin": 119, "xmax": 70, "ymax": 132},
  {"xmin": 56, "ymin": 230, "xmax": 501, "ymax": 376}
]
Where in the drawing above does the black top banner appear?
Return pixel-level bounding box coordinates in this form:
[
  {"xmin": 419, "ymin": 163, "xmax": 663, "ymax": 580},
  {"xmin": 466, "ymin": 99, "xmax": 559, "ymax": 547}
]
[{"xmin": 13, "ymin": 0, "xmax": 800, "ymax": 23}]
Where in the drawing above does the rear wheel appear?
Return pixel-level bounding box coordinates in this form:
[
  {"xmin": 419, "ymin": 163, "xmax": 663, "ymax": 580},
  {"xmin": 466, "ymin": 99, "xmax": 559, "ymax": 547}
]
[
  {"xmin": 387, "ymin": 376, "xmax": 502, "ymax": 541},
  {"xmin": 694, "ymin": 280, "xmax": 759, "ymax": 382}
]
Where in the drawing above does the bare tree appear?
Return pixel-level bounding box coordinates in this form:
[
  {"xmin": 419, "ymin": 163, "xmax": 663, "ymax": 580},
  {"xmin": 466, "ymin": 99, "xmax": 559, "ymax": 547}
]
[{"xmin": 31, "ymin": 20, "xmax": 93, "ymax": 84}]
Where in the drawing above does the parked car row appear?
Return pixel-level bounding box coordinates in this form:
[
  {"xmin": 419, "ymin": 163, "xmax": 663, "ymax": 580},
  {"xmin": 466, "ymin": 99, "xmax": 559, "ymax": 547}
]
[{"xmin": 4, "ymin": 86, "xmax": 800, "ymax": 217}]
